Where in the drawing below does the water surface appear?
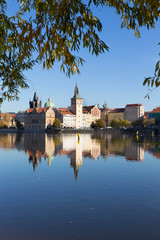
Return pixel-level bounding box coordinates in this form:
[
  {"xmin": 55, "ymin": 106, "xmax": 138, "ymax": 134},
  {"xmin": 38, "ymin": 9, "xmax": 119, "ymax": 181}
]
[{"xmin": 0, "ymin": 133, "xmax": 160, "ymax": 240}]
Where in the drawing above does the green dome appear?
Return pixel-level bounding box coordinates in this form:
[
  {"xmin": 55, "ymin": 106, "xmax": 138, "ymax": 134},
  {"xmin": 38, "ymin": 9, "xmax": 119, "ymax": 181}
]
[{"xmin": 44, "ymin": 98, "xmax": 55, "ymax": 108}]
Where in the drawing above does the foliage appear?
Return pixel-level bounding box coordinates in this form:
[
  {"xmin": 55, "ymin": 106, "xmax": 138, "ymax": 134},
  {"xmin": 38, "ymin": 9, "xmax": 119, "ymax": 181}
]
[
  {"xmin": 1, "ymin": 0, "xmax": 160, "ymax": 102},
  {"xmin": 15, "ymin": 120, "xmax": 24, "ymax": 129},
  {"xmin": 110, "ymin": 119, "xmax": 131, "ymax": 127},
  {"xmin": 111, "ymin": 119, "xmax": 119, "ymax": 128},
  {"xmin": 1, "ymin": 112, "xmax": 11, "ymax": 127},
  {"xmin": 142, "ymin": 118, "xmax": 155, "ymax": 127},
  {"xmin": 94, "ymin": 119, "xmax": 105, "ymax": 128},
  {"xmin": 131, "ymin": 119, "xmax": 142, "ymax": 127},
  {"xmin": 91, "ymin": 121, "xmax": 95, "ymax": 129},
  {"xmin": 120, "ymin": 119, "xmax": 130, "ymax": 127},
  {"xmin": 53, "ymin": 118, "xmax": 61, "ymax": 128},
  {"xmin": 0, "ymin": 120, "xmax": 6, "ymax": 128}
]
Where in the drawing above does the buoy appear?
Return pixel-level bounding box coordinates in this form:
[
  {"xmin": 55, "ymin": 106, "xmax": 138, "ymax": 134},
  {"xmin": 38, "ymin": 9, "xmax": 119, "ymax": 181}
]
[{"xmin": 78, "ymin": 133, "xmax": 80, "ymax": 143}]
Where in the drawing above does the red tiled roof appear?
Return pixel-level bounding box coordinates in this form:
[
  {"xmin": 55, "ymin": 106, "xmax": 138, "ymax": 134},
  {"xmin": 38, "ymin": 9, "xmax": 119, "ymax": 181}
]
[
  {"xmin": 83, "ymin": 105, "xmax": 99, "ymax": 114},
  {"xmin": 0, "ymin": 113, "xmax": 15, "ymax": 119},
  {"xmin": 110, "ymin": 108, "xmax": 125, "ymax": 113},
  {"xmin": 151, "ymin": 107, "xmax": 160, "ymax": 113},
  {"xmin": 126, "ymin": 104, "xmax": 142, "ymax": 107},
  {"xmin": 27, "ymin": 107, "xmax": 48, "ymax": 114},
  {"xmin": 58, "ymin": 108, "xmax": 73, "ymax": 115},
  {"xmin": 10, "ymin": 114, "xmax": 16, "ymax": 118}
]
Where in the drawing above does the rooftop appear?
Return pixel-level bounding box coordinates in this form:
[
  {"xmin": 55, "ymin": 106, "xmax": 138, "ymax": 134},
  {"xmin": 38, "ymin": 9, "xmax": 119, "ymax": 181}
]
[
  {"xmin": 27, "ymin": 107, "xmax": 49, "ymax": 114},
  {"xmin": 150, "ymin": 107, "xmax": 160, "ymax": 113},
  {"xmin": 58, "ymin": 108, "xmax": 73, "ymax": 115},
  {"xmin": 126, "ymin": 104, "xmax": 142, "ymax": 107},
  {"xmin": 110, "ymin": 108, "xmax": 125, "ymax": 113}
]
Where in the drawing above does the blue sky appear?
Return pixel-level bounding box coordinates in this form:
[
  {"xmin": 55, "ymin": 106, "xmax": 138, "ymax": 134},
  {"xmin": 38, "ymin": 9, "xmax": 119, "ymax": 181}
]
[{"xmin": 2, "ymin": 2, "xmax": 160, "ymax": 113}]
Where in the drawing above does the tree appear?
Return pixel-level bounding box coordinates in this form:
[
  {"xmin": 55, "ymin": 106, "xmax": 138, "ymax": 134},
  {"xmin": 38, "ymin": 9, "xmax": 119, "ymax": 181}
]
[
  {"xmin": 142, "ymin": 118, "xmax": 155, "ymax": 127},
  {"xmin": 131, "ymin": 119, "xmax": 142, "ymax": 127},
  {"xmin": 120, "ymin": 119, "xmax": 131, "ymax": 127},
  {"xmin": 0, "ymin": 120, "xmax": 6, "ymax": 128},
  {"xmin": 53, "ymin": 118, "xmax": 61, "ymax": 128},
  {"xmin": 1, "ymin": 0, "xmax": 160, "ymax": 103},
  {"xmin": 94, "ymin": 119, "xmax": 105, "ymax": 128},
  {"xmin": 3, "ymin": 112, "xmax": 11, "ymax": 127},
  {"xmin": 111, "ymin": 119, "xmax": 120, "ymax": 128},
  {"xmin": 15, "ymin": 120, "xmax": 24, "ymax": 130}
]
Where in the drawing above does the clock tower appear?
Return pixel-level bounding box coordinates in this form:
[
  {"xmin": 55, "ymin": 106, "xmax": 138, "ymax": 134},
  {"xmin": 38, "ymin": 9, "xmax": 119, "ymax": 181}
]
[{"xmin": 71, "ymin": 83, "xmax": 83, "ymax": 129}]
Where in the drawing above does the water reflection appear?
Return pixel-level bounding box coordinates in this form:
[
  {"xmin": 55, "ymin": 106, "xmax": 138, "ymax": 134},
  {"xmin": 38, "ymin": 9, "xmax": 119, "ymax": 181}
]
[
  {"xmin": 0, "ymin": 133, "xmax": 158, "ymax": 175},
  {"xmin": 1, "ymin": 133, "xmax": 160, "ymax": 240}
]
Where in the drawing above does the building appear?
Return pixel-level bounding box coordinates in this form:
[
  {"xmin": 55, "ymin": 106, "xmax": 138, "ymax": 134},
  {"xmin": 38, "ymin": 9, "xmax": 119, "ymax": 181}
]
[
  {"xmin": 83, "ymin": 105, "xmax": 101, "ymax": 128},
  {"xmin": 108, "ymin": 108, "xmax": 125, "ymax": 125},
  {"xmin": 15, "ymin": 111, "xmax": 25, "ymax": 125},
  {"xmin": 0, "ymin": 112, "xmax": 16, "ymax": 127},
  {"xmin": 55, "ymin": 108, "xmax": 76, "ymax": 128},
  {"xmin": 71, "ymin": 83, "xmax": 83, "ymax": 129},
  {"xmin": 24, "ymin": 94, "xmax": 55, "ymax": 131},
  {"xmin": 29, "ymin": 92, "xmax": 42, "ymax": 108},
  {"xmin": 124, "ymin": 104, "xmax": 144, "ymax": 122},
  {"xmin": 24, "ymin": 107, "xmax": 55, "ymax": 130},
  {"xmin": 101, "ymin": 107, "xmax": 114, "ymax": 126},
  {"xmin": 148, "ymin": 107, "xmax": 160, "ymax": 123}
]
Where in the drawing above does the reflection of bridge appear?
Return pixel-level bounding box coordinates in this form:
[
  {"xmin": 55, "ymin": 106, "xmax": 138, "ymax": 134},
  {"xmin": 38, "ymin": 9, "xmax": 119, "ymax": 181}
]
[{"xmin": 0, "ymin": 133, "xmax": 148, "ymax": 178}]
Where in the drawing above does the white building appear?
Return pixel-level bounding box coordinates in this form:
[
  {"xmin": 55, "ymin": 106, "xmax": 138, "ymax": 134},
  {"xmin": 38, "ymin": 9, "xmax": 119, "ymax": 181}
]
[
  {"xmin": 125, "ymin": 104, "xmax": 144, "ymax": 122},
  {"xmin": 56, "ymin": 108, "xmax": 76, "ymax": 128}
]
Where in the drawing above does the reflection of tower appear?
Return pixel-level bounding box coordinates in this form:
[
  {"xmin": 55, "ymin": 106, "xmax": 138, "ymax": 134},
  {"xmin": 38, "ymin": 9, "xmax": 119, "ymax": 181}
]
[
  {"xmin": 44, "ymin": 134, "xmax": 55, "ymax": 166},
  {"xmin": 29, "ymin": 155, "xmax": 41, "ymax": 171},
  {"xmin": 70, "ymin": 134, "xmax": 83, "ymax": 180},
  {"xmin": 71, "ymin": 83, "xmax": 83, "ymax": 129},
  {"xmin": 29, "ymin": 92, "xmax": 42, "ymax": 108}
]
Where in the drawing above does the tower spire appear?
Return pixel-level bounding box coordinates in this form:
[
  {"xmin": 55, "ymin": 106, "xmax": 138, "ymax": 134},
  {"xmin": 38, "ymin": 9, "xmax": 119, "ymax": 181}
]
[{"xmin": 73, "ymin": 81, "xmax": 80, "ymax": 99}]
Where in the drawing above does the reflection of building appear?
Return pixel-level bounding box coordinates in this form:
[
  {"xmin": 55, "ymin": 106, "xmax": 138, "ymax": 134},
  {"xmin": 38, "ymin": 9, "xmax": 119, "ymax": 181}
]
[
  {"xmin": 125, "ymin": 143, "xmax": 144, "ymax": 161},
  {"xmin": 100, "ymin": 136, "xmax": 144, "ymax": 161},
  {"xmin": 44, "ymin": 134, "xmax": 55, "ymax": 166},
  {"xmin": 70, "ymin": 137, "xmax": 83, "ymax": 180},
  {"xmin": 0, "ymin": 134, "xmax": 17, "ymax": 149},
  {"xmin": 28, "ymin": 151, "xmax": 42, "ymax": 171},
  {"xmin": 0, "ymin": 133, "xmax": 149, "ymax": 176},
  {"xmin": 24, "ymin": 134, "xmax": 56, "ymax": 170}
]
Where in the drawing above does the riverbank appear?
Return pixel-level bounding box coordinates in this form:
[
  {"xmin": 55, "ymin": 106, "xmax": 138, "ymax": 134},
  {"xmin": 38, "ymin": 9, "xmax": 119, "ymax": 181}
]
[{"xmin": 0, "ymin": 126, "xmax": 160, "ymax": 138}]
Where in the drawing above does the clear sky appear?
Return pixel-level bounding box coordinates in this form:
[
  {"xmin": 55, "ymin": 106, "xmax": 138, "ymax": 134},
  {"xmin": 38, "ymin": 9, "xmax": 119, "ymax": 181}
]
[{"xmin": 2, "ymin": 2, "xmax": 160, "ymax": 113}]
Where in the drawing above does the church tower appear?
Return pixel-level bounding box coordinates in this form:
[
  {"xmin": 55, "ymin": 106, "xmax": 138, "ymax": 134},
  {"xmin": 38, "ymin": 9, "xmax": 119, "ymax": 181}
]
[
  {"xmin": 71, "ymin": 83, "xmax": 83, "ymax": 129},
  {"xmin": 29, "ymin": 92, "xmax": 42, "ymax": 109}
]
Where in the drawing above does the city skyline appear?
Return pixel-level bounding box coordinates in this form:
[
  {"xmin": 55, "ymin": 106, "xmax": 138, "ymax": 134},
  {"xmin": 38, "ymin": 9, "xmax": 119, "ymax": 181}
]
[{"xmin": 2, "ymin": 3, "xmax": 160, "ymax": 113}]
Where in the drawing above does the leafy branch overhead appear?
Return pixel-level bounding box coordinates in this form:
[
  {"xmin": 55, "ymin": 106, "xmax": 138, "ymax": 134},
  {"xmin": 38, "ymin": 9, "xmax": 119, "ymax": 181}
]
[{"xmin": 0, "ymin": 0, "xmax": 160, "ymax": 103}]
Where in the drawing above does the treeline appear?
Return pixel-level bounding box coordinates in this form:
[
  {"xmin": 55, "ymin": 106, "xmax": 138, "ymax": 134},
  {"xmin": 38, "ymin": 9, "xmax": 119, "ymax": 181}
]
[{"xmin": 110, "ymin": 118, "xmax": 156, "ymax": 128}]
